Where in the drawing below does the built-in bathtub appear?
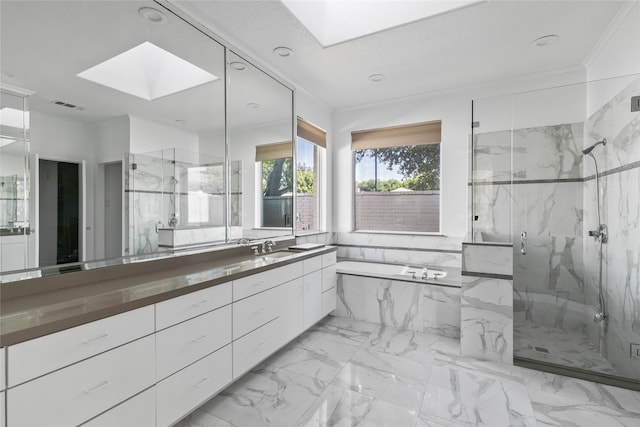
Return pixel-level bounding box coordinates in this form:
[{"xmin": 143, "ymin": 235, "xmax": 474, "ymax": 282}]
[{"xmin": 335, "ymin": 260, "xmax": 462, "ymax": 338}]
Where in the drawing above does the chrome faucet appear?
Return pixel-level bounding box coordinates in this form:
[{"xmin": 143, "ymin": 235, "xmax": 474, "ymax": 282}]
[
  {"xmin": 588, "ymin": 224, "xmax": 608, "ymax": 243},
  {"xmin": 263, "ymin": 240, "xmax": 276, "ymax": 253},
  {"xmin": 421, "ymin": 267, "xmax": 429, "ymax": 280}
]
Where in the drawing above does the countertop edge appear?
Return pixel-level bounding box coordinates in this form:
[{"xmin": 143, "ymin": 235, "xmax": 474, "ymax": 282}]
[{"xmin": 1, "ymin": 246, "xmax": 337, "ymax": 347}]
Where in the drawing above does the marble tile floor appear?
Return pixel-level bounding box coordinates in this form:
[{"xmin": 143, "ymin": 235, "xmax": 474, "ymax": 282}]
[
  {"xmin": 514, "ymin": 323, "xmax": 619, "ymax": 376},
  {"xmin": 176, "ymin": 316, "xmax": 640, "ymax": 427}
]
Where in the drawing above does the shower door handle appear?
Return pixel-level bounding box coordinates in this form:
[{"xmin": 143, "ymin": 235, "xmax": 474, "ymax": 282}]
[{"xmin": 520, "ymin": 231, "xmax": 527, "ymax": 255}]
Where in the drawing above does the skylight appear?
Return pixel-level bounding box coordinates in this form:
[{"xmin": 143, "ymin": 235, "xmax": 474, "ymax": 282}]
[
  {"xmin": 281, "ymin": 0, "xmax": 484, "ymax": 47},
  {"xmin": 77, "ymin": 42, "xmax": 218, "ymax": 101}
]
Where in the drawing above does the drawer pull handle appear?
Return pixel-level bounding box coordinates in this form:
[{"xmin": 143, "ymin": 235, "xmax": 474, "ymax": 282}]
[
  {"xmin": 191, "ymin": 299, "xmax": 208, "ymax": 307},
  {"xmin": 252, "ymin": 280, "xmax": 265, "ymax": 287},
  {"xmin": 253, "ymin": 308, "xmax": 265, "ymax": 315},
  {"xmin": 191, "ymin": 334, "xmax": 208, "ymax": 343},
  {"xmin": 83, "ymin": 380, "xmax": 111, "ymax": 395},
  {"xmin": 256, "ymin": 342, "xmax": 265, "ymax": 349},
  {"xmin": 194, "ymin": 378, "xmax": 208, "ymax": 388},
  {"xmin": 83, "ymin": 333, "xmax": 110, "ymax": 345}
]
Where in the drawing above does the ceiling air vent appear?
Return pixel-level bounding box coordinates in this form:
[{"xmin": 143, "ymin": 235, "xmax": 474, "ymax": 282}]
[{"xmin": 51, "ymin": 100, "xmax": 84, "ymax": 111}]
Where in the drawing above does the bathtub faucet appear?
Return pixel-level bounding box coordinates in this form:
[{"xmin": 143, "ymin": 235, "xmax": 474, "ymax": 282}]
[{"xmin": 421, "ymin": 267, "xmax": 429, "ymax": 280}]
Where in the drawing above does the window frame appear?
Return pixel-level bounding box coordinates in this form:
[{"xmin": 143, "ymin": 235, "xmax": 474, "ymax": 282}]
[{"xmin": 351, "ymin": 121, "xmax": 442, "ymax": 234}]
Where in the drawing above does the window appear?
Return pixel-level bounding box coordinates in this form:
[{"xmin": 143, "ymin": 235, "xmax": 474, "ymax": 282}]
[
  {"xmin": 352, "ymin": 120, "xmax": 441, "ymax": 233},
  {"xmin": 256, "ymin": 142, "xmax": 293, "ymax": 227},
  {"xmin": 296, "ymin": 118, "xmax": 326, "ymax": 234}
]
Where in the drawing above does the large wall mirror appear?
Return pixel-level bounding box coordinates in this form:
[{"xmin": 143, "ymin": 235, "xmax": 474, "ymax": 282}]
[{"xmin": 0, "ymin": 0, "xmax": 294, "ymax": 279}]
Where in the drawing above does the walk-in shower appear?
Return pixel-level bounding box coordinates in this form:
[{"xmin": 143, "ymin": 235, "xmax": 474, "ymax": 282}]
[{"xmin": 471, "ymin": 73, "xmax": 640, "ymax": 390}]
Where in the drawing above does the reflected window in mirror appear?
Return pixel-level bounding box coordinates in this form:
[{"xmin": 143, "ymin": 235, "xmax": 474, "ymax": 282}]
[
  {"xmin": 296, "ymin": 118, "xmax": 326, "ymax": 234},
  {"xmin": 256, "ymin": 142, "xmax": 293, "ymax": 228}
]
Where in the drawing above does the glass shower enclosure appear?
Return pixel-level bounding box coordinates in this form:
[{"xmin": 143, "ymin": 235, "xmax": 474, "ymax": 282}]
[{"xmin": 471, "ymin": 74, "xmax": 640, "ymax": 389}]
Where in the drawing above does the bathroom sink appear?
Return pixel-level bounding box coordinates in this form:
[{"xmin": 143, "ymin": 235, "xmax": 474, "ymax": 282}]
[{"xmin": 258, "ymin": 251, "xmax": 295, "ymax": 262}]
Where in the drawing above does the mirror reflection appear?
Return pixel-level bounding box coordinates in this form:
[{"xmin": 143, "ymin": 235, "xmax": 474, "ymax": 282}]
[
  {"xmin": 227, "ymin": 51, "xmax": 294, "ymax": 240},
  {"xmin": 0, "ymin": 1, "xmax": 294, "ymax": 277}
]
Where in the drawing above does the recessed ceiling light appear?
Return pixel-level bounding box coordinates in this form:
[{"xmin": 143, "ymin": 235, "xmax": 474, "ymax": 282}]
[
  {"xmin": 77, "ymin": 42, "xmax": 219, "ymax": 101},
  {"xmin": 273, "ymin": 47, "xmax": 294, "ymax": 57},
  {"xmin": 138, "ymin": 7, "xmax": 167, "ymax": 24},
  {"xmin": 369, "ymin": 74, "xmax": 385, "ymax": 82},
  {"xmin": 532, "ymin": 34, "xmax": 559, "ymax": 47},
  {"xmin": 230, "ymin": 61, "xmax": 247, "ymax": 71},
  {"xmin": 247, "ymin": 103, "xmax": 260, "ymax": 109}
]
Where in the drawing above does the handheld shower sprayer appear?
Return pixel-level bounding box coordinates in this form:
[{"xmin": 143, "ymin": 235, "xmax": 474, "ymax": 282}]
[{"xmin": 582, "ymin": 138, "xmax": 606, "ymax": 155}]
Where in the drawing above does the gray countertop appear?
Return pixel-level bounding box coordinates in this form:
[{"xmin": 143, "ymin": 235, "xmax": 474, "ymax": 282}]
[{"xmin": 0, "ymin": 246, "xmax": 336, "ymax": 347}]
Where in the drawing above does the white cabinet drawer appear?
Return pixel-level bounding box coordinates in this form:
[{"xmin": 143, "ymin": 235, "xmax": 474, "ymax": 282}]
[
  {"xmin": 0, "ymin": 348, "xmax": 5, "ymax": 391},
  {"xmin": 82, "ymin": 387, "xmax": 155, "ymax": 427},
  {"xmin": 0, "ymin": 390, "xmax": 4, "ymax": 427},
  {"xmin": 8, "ymin": 306, "xmax": 154, "ymax": 387},
  {"xmin": 322, "ymin": 252, "xmax": 336, "ymax": 268},
  {"xmin": 157, "ymin": 345, "xmax": 232, "ymax": 427},
  {"xmin": 233, "ymin": 263, "xmax": 303, "ymax": 301},
  {"xmin": 322, "ymin": 288, "xmax": 337, "ymax": 316},
  {"xmin": 157, "ymin": 305, "xmax": 232, "ymax": 380},
  {"xmin": 232, "ymin": 285, "xmax": 281, "ymax": 339},
  {"xmin": 279, "ymin": 278, "xmax": 304, "ymax": 344},
  {"xmin": 322, "ymin": 265, "xmax": 337, "ymax": 292},
  {"xmin": 156, "ymin": 282, "xmax": 232, "ymax": 330},
  {"xmin": 303, "ymin": 270, "xmax": 323, "ymax": 330},
  {"xmin": 7, "ymin": 335, "xmax": 155, "ymax": 427},
  {"xmin": 303, "ymin": 256, "xmax": 322, "ymax": 274},
  {"xmin": 233, "ymin": 318, "xmax": 282, "ymax": 379}
]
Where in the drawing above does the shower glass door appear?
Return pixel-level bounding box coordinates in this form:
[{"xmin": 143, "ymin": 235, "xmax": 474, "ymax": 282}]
[{"xmin": 471, "ymin": 73, "xmax": 640, "ymax": 389}]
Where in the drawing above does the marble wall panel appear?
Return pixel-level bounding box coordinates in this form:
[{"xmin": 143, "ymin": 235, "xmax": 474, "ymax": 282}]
[
  {"xmin": 336, "ymin": 274, "xmax": 423, "ymax": 331},
  {"xmin": 336, "ymin": 273, "xmax": 461, "ymax": 338},
  {"xmin": 462, "ymin": 243, "xmax": 512, "ymax": 276},
  {"xmin": 587, "ymin": 77, "xmax": 640, "ymax": 173},
  {"xmin": 513, "ymin": 123, "xmax": 583, "ymax": 181},
  {"xmin": 461, "ymin": 277, "xmax": 514, "ymax": 364},
  {"xmin": 423, "ymin": 286, "xmax": 461, "ymax": 338},
  {"xmin": 335, "ymin": 246, "xmax": 461, "ymax": 268}
]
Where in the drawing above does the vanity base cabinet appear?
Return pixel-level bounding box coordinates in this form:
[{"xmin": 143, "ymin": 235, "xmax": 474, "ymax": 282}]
[
  {"xmin": 82, "ymin": 387, "xmax": 156, "ymax": 427},
  {"xmin": 303, "ymin": 270, "xmax": 323, "ymax": 330},
  {"xmin": 1, "ymin": 391, "xmax": 5, "ymax": 427},
  {"xmin": 233, "ymin": 318, "xmax": 283, "ymax": 379},
  {"xmin": 2, "ymin": 250, "xmax": 337, "ymax": 427},
  {"xmin": 7, "ymin": 335, "xmax": 155, "ymax": 427},
  {"xmin": 157, "ymin": 344, "xmax": 232, "ymax": 427}
]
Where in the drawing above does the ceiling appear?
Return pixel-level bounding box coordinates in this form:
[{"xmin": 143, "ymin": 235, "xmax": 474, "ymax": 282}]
[{"xmin": 178, "ymin": 0, "xmax": 627, "ymax": 110}]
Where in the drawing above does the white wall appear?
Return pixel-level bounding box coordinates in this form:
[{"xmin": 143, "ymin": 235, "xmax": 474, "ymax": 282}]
[
  {"xmin": 30, "ymin": 112, "xmax": 96, "ymax": 263},
  {"xmin": 129, "ymin": 115, "xmax": 200, "ymax": 155},
  {"xmin": 332, "ymin": 68, "xmax": 587, "ymax": 244}
]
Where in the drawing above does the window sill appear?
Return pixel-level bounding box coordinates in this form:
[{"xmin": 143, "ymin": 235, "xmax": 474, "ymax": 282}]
[
  {"xmin": 295, "ymin": 230, "xmax": 329, "ymax": 237},
  {"xmin": 351, "ymin": 230, "xmax": 446, "ymax": 237}
]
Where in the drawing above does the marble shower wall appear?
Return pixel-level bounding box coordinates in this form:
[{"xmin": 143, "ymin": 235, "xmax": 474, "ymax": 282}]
[
  {"xmin": 125, "ymin": 152, "xmax": 230, "ymax": 255},
  {"xmin": 473, "ymin": 123, "xmax": 586, "ymax": 331},
  {"xmin": 584, "ymin": 77, "xmax": 640, "ymax": 380}
]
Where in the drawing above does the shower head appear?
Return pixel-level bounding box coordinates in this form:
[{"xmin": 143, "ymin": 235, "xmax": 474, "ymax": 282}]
[{"xmin": 582, "ymin": 138, "xmax": 606, "ymax": 155}]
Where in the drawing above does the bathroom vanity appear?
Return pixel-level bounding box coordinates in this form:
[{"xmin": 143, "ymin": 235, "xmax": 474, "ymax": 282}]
[{"xmin": 0, "ymin": 244, "xmax": 337, "ymax": 426}]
